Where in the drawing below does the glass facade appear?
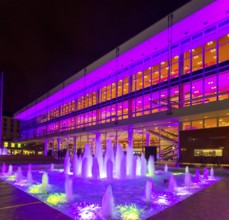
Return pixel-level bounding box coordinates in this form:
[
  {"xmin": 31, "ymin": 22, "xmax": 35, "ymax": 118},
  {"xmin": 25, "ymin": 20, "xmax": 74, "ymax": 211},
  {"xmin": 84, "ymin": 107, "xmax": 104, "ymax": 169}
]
[
  {"xmin": 15, "ymin": 3, "xmax": 229, "ymax": 162},
  {"xmin": 20, "ymin": 29, "xmax": 229, "ymax": 139}
]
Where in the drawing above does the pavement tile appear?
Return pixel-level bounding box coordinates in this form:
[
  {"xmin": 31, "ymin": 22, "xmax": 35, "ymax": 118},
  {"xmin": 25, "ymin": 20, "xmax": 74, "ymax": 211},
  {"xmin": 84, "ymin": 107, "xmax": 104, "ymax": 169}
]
[
  {"xmin": 0, "ymin": 180, "xmax": 72, "ymax": 220},
  {"xmin": 147, "ymin": 178, "xmax": 229, "ymax": 220}
]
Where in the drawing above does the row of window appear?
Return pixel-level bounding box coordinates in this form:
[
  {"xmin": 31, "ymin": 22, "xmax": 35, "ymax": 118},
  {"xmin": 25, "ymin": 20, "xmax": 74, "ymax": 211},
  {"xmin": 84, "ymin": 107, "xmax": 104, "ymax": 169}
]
[
  {"xmin": 34, "ymin": 33, "xmax": 229, "ymax": 125},
  {"xmin": 21, "ymin": 70, "xmax": 229, "ymax": 139},
  {"xmin": 182, "ymin": 116, "xmax": 229, "ymax": 130}
]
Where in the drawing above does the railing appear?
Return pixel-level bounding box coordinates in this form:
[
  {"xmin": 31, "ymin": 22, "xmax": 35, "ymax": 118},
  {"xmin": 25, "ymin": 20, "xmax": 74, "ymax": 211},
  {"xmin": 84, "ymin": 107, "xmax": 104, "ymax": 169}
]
[{"xmin": 159, "ymin": 145, "xmax": 179, "ymax": 161}]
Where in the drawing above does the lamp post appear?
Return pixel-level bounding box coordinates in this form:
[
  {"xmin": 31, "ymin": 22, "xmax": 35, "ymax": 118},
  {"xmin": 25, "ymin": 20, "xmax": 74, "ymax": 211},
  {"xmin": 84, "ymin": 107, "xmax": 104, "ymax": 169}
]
[{"xmin": 0, "ymin": 73, "xmax": 3, "ymax": 149}]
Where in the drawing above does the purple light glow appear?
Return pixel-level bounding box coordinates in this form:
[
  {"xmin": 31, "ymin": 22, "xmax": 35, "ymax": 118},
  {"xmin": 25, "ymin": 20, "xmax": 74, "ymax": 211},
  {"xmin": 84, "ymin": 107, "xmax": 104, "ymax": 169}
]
[
  {"xmin": 15, "ymin": 0, "xmax": 229, "ymax": 120},
  {"xmin": 0, "ymin": 168, "xmax": 221, "ymax": 220}
]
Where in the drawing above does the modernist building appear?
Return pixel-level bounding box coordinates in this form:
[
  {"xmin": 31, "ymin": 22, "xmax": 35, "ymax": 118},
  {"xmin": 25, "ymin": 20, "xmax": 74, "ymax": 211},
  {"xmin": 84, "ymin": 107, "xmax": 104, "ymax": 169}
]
[{"xmin": 14, "ymin": 0, "xmax": 229, "ymax": 165}]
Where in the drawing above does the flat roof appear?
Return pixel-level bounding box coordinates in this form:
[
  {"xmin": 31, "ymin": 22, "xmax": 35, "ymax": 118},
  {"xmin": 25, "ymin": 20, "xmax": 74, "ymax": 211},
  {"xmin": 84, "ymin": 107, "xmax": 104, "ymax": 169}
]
[{"xmin": 15, "ymin": 0, "xmax": 229, "ymax": 120}]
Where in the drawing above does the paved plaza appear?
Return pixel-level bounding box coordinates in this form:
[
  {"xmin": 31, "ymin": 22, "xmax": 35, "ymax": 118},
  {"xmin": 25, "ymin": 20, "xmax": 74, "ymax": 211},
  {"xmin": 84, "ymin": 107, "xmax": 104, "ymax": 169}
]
[{"xmin": 0, "ymin": 164, "xmax": 228, "ymax": 220}]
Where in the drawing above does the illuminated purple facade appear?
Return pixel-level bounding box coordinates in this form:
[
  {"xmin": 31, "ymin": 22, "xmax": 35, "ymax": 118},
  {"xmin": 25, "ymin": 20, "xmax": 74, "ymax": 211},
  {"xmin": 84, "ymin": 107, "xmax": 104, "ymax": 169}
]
[{"xmin": 14, "ymin": 0, "xmax": 229, "ymax": 164}]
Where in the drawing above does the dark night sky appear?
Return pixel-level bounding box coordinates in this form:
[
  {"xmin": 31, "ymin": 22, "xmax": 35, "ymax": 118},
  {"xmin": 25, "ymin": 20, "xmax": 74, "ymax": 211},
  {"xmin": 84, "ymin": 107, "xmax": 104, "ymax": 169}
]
[{"xmin": 0, "ymin": 0, "xmax": 190, "ymax": 115}]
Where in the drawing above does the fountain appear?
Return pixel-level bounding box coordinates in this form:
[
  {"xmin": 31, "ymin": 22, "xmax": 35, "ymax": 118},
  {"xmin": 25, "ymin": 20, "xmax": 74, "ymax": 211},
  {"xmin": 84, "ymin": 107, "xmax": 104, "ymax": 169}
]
[
  {"xmin": 106, "ymin": 159, "xmax": 113, "ymax": 181},
  {"xmin": 203, "ymin": 168, "xmax": 209, "ymax": 180},
  {"xmin": 16, "ymin": 167, "xmax": 23, "ymax": 181},
  {"xmin": 210, "ymin": 167, "xmax": 214, "ymax": 178},
  {"xmin": 120, "ymin": 154, "xmax": 127, "ymax": 179},
  {"xmin": 28, "ymin": 163, "xmax": 32, "ymax": 171},
  {"xmin": 92, "ymin": 157, "xmax": 100, "ymax": 179},
  {"xmin": 147, "ymin": 156, "xmax": 155, "ymax": 176},
  {"xmin": 104, "ymin": 140, "xmax": 114, "ymax": 177},
  {"xmin": 184, "ymin": 171, "xmax": 192, "ymax": 187},
  {"xmin": 136, "ymin": 156, "xmax": 141, "ymax": 176},
  {"xmin": 41, "ymin": 172, "xmax": 49, "ymax": 193},
  {"xmin": 185, "ymin": 166, "xmax": 189, "ymax": 173},
  {"xmin": 0, "ymin": 148, "xmax": 8, "ymax": 155},
  {"xmin": 2, "ymin": 162, "xmax": 6, "ymax": 174},
  {"xmin": 72, "ymin": 152, "xmax": 78, "ymax": 176},
  {"xmin": 72, "ymin": 154, "xmax": 82, "ymax": 176},
  {"xmin": 8, "ymin": 164, "xmax": 13, "ymax": 175},
  {"xmin": 130, "ymin": 156, "xmax": 137, "ymax": 178},
  {"xmin": 115, "ymin": 144, "xmax": 124, "ymax": 178},
  {"xmin": 145, "ymin": 180, "xmax": 154, "ymax": 204},
  {"xmin": 194, "ymin": 168, "xmax": 201, "ymax": 182},
  {"xmin": 50, "ymin": 163, "xmax": 54, "ymax": 171},
  {"xmin": 101, "ymin": 185, "xmax": 115, "ymax": 218},
  {"xmin": 83, "ymin": 143, "xmax": 93, "ymax": 177},
  {"xmin": 61, "ymin": 141, "xmax": 154, "ymax": 180},
  {"xmin": 0, "ymin": 140, "xmax": 221, "ymax": 220},
  {"xmin": 64, "ymin": 150, "xmax": 71, "ymax": 175},
  {"xmin": 65, "ymin": 176, "xmax": 73, "ymax": 202},
  {"xmin": 27, "ymin": 170, "xmax": 33, "ymax": 185},
  {"xmin": 126, "ymin": 146, "xmax": 133, "ymax": 176},
  {"xmin": 95, "ymin": 138, "xmax": 104, "ymax": 178},
  {"xmin": 168, "ymin": 175, "xmax": 177, "ymax": 192},
  {"xmin": 164, "ymin": 164, "xmax": 168, "ymax": 173},
  {"xmin": 81, "ymin": 158, "xmax": 88, "ymax": 178},
  {"xmin": 140, "ymin": 154, "xmax": 147, "ymax": 176}
]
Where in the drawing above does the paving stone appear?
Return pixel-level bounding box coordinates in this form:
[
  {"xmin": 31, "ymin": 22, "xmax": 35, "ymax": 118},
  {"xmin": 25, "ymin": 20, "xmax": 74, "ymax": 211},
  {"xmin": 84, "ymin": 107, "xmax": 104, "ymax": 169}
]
[
  {"xmin": 0, "ymin": 180, "xmax": 72, "ymax": 220},
  {"xmin": 148, "ymin": 178, "xmax": 229, "ymax": 220}
]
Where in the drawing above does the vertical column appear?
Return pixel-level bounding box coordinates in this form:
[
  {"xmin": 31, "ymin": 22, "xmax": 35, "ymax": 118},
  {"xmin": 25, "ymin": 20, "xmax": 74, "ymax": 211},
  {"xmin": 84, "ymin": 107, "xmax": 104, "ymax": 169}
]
[
  {"xmin": 57, "ymin": 138, "xmax": 62, "ymax": 151},
  {"xmin": 145, "ymin": 133, "xmax": 150, "ymax": 146},
  {"xmin": 216, "ymin": 33, "xmax": 219, "ymax": 101},
  {"xmin": 115, "ymin": 130, "xmax": 118, "ymax": 148},
  {"xmin": 179, "ymin": 53, "xmax": 184, "ymax": 76},
  {"xmin": 51, "ymin": 139, "xmax": 55, "ymax": 156},
  {"xmin": 158, "ymin": 128, "xmax": 161, "ymax": 160},
  {"xmin": 96, "ymin": 89, "xmax": 100, "ymax": 124},
  {"xmin": 44, "ymin": 139, "xmax": 49, "ymax": 156},
  {"xmin": 179, "ymin": 84, "xmax": 185, "ymax": 108},
  {"xmin": 73, "ymin": 136, "xmax": 78, "ymax": 154},
  {"xmin": 128, "ymin": 126, "xmax": 133, "ymax": 148},
  {"xmin": 0, "ymin": 73, "xmax": 3, "ymax": 150},
  {"xmin": 128, "ymin": 75, "xmax": 133, "ymax": 118},
  {"xmin": 177, "ymin": 122, "xmax": 182, "ymax": 164}
]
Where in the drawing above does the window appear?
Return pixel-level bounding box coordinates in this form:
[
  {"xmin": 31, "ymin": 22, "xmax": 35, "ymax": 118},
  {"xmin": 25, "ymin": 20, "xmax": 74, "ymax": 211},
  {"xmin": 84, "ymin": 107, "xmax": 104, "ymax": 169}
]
[
  {"xmin": 192, "ymin": 46, "xmax": 203, "ymax": 71},
  {"xmin": 182, "ymin": 121, "xmax": 191, "ymax": 130},
  {"xmin": 219, "ymin": 116, "xmax": 229, "ymax": 127},
  {"xmin": 204, "ymin": 118, "xmax": 217, "ymax": 128},
  {"xmin": 192, "ymin": 120, "xmax": 203, "ymax": 129},
  {"xmin": 204, "ymin": 40, "xmax": 216, "ymax": 67},
  {"xmin": 183, "ymin": 51, "xmax": 191, "ymax": 74},
  {"xmin": 219, "ymin": 34, "xmax": 229, "ymax": 62}
]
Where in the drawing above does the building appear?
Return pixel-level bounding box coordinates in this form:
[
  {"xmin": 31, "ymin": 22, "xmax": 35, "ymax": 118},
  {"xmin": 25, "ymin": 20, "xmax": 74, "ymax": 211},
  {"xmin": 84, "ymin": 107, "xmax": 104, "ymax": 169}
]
[
  {"xmin": 2, "ymin": 113, "xmax": 22, "ymax": 154},
  {"xmin": 2, "ymin": 113, "xmax": 44, "ymax": 155},
  {"xmin": 14, "ymin": 0, "xmax": 229, "ymax": 165}
]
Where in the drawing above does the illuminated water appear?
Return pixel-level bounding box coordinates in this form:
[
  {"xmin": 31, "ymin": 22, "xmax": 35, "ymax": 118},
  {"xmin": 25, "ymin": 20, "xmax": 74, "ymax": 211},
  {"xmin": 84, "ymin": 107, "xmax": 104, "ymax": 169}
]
[
  {"xmin": 27, "ymin": 170, "xmax": 33, "ymax": 185},
  {"xmin": 41, "ymin": 172, "xmax": 49, "ymax": 193},
  {"xmin": 101, "ymin": 185, "xmax": 115, "ymax": 218},
  {"xmin": 0, "ymin": 165, "xmax": 220, "ymax": 220},
  {"xmin": 164, "ymin": 164, "xmax": 168, "ymax": 173}
]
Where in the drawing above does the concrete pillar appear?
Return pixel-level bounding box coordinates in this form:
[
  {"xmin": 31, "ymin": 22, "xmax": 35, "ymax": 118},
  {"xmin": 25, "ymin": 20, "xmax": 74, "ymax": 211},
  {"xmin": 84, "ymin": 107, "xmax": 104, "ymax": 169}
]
[
  {"xmin": 73, "ymin": 136, "xmax": 77, "ymax": 154},
  {"xmin": 128, "ymin": 127, "xmax": 133, "ymax": 148},
  {"xmin": 128, "ymin": 75, "xmax": 133, "ymax": 118},
  {"xmin": 146, "ymin": 133, "xmax": 150, "ymax": 146},
  {"xmin": 115, "ymin": 130, "xmax": 118, "ymax": 148},
  {"xmin": 44, "ymin": 139, "xmax": 49, "ymax": 156},
  {"xmin": 179, "ymin": 84, "xmax": 185, "ymax": 108},
  {"xmin": 57, "ymin": 138, "xmax": 61, "ymax": 151},
  {"xmin": 51, "ymin": 140, "xmax": 55, "ymax": 156}
]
